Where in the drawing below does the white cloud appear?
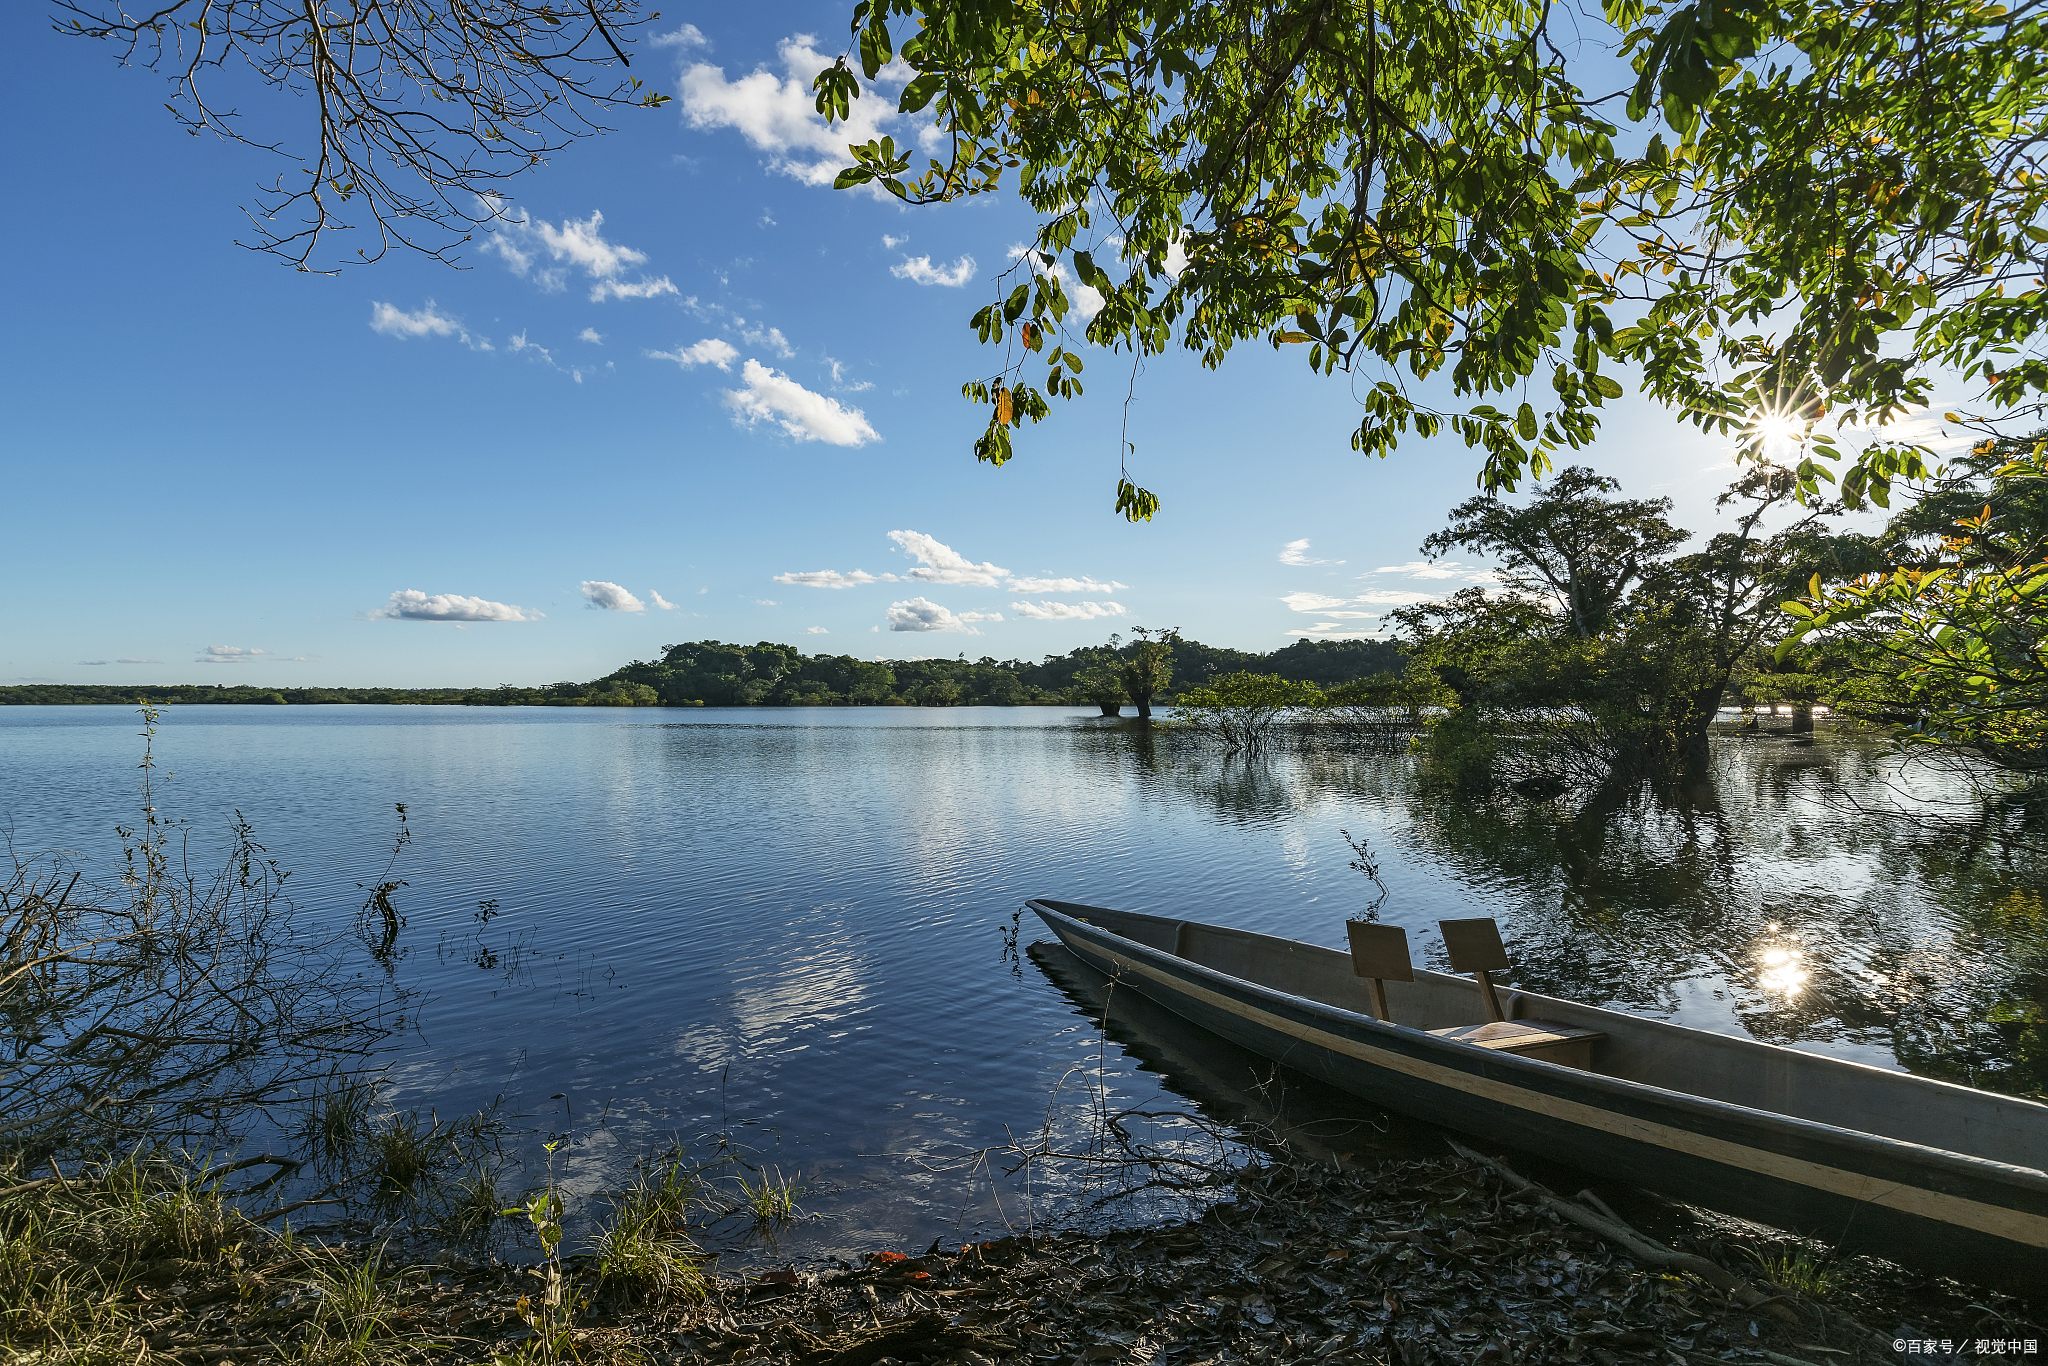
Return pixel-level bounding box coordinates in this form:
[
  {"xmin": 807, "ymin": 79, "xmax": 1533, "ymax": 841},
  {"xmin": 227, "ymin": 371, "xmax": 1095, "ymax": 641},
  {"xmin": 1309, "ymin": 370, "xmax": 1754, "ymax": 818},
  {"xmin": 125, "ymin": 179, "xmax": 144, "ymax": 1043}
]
[
  {"xmin": 78, "ymin": 657, "xmax": 160, "ymax": 665},
  {"xmin": 887, "ymin": 597, "xmax": 1000, "ymax": 633},
  {"xmin": 366, "ymin": 590, "xmax": 542, "ymax": 622},
  {"xmin": 882, "ymin": 234, "xmax": 908, "ymax": 249},
  {"xmin": 679, "ymin": 35, "xmax": 913, "ymax": 187},
  {"xmin": 1279, "ymin": 538, "xmax": 1344, "ymax": 566},
  {"xmin": 888, "ymin": 530, "xmax": 1007, "ymax": 586},
  {"xmin": 1282, "ymin": 588, "xmax": 1434, "ymax": 618},
  {"xmin": 724, "ymin": 359, "xmax": 880, "ymax": 445},
  {"xmin": 1372, "ymin": 560, "xmax": 1497, "ymax": 582},
  {"xmin": 774, "ymin": 569, "xmax": 901, "ymax": 589},
  {"xmin": 370, "ymin": 300, "xmax": 490, "ymax": 349},
  {"xmin": 892, "ymin": 254, "xmax": 976, "ymax": 287},
  {"xmin": 756, "ymin": 598, "xmax": 780, "ymax": 606},
  {"xmin": 650, "ymin": 23, "xmax": 708, "ymax": 47},
  {"xmin": 739, "ymin": 322, "xmax": 794, "ymax": 357},
  {"xmin": 805, "ymin": 626, "xmax": 830, "ymax": 634},
  {"xmin": 1006, "ymin": 575, "xmax": 1127, "ymax": 594},
  {"xmin": 782, "ymin": 533, "xmax": 1113, "ymax": 595},
  {"xmin": 825, "ymin": 357, "xmax": 874, "ymax": 392},
  {"xmin": 649, "ymin": 590, "xmax": 678, "ymax": 610},
  {"xmin": 369, "ymin": 300, "xmax": 461, "ymax": 339},
  {"xmin": 1281, "ymin": 591, "xmax": 1353, "ymax": 613},
  {"xmin": 591, "ymin": 277, "xmax": 681, "ymax": 302},
  {"xmin": 1009, "ymin": 599, "xmax": 1126, "ymax": 621},
  {"xmin": 582, "ymin": 580, "xmax": 645, "ymax": 612},
  {"xmin": 649, "ymin": 337, "xmax": 740, "ymax": 371},
  {"xmin": 483, "ymin": 209, "xmax": 675, "ymax": 302},
  {"xmin": 579, "ymin": 327, "xmax": 604, "ymax": 344},
  {"xmin": 196, "ymin": 645, "xmax": 269, "ymax": 664}
]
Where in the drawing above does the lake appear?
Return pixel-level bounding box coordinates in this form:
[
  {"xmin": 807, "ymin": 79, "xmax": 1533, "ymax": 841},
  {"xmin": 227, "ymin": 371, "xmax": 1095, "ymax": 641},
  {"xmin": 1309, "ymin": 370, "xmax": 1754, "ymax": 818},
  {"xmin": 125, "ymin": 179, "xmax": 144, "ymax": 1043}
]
[{"xmin": 4, "ymin": 704, "xmax": 2043, "ymax": 1257}]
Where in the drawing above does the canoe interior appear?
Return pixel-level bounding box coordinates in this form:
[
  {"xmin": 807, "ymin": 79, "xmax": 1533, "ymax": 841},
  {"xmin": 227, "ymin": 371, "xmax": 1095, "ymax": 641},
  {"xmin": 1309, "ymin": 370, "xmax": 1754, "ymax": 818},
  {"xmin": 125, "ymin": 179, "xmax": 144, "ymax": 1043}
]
[{"xmin": 1036, "ymin": 899, "xmax": 2048, "ymax": 1175}]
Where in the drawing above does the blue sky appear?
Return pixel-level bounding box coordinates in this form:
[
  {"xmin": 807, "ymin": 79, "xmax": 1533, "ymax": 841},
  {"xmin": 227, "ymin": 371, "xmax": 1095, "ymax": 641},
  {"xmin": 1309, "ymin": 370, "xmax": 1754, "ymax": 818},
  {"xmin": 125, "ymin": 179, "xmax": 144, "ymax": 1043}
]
[{"xmin": 2, "ymin": 5, "xmax": 1855, "ymax": 687}]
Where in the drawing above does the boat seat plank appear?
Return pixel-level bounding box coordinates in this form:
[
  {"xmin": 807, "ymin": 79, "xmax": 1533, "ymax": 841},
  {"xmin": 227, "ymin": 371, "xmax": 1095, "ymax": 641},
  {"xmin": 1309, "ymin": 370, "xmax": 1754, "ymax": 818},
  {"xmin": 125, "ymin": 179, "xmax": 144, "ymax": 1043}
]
[{"xmin": 1429, "ymin": 1019, "xmax": 1605, "ymax": 1070}]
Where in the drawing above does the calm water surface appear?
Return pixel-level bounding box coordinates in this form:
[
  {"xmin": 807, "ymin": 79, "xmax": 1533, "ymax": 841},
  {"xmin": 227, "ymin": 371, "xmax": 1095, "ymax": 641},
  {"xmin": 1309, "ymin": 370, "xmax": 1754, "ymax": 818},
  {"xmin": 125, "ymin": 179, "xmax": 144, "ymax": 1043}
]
[{"xmin": 5, "ymin": 705, "xmax": 2043, "ymax": 1253}]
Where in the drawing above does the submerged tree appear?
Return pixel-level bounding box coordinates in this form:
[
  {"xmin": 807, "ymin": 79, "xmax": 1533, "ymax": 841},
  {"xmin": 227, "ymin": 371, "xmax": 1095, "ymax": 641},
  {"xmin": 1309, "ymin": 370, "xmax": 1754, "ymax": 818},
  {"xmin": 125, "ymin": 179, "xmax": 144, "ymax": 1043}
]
[
  {"xmin": 1397, "ymin": 464, "xmax": 1846, "ymax": 782},
  {"xmin": 1114, "ymin": 628, "xmax": 1179, "ymax": 720},
  {"xmin": 1171, "ymin": 673, "xmax": 1324, "ymax": 753}
]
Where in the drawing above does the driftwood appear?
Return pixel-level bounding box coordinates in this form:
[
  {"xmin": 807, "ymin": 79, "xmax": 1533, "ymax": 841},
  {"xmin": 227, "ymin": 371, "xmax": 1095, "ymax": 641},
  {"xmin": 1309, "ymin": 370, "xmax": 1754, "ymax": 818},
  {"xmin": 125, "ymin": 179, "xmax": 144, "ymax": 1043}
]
[{"xmin": 1448, "ymin": 1140, "xmax": 1896, "ymax": 1354}]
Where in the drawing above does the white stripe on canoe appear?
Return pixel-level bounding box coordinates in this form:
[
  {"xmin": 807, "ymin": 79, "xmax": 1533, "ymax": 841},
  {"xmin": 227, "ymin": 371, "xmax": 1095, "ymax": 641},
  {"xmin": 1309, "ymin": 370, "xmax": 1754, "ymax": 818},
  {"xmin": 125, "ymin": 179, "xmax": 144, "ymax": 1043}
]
[{"xmin": 1074, "ymin": 932, "xmax": 2048, "ymax": 1251}]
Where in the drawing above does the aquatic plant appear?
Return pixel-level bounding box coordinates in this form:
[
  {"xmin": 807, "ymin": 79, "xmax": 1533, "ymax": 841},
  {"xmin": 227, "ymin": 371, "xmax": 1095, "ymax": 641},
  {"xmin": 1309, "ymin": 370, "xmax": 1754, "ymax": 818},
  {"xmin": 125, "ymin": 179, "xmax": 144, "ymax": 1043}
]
[{"xmin": 0, "ymin": 707, "xmax": 402, "ymax": 1165}]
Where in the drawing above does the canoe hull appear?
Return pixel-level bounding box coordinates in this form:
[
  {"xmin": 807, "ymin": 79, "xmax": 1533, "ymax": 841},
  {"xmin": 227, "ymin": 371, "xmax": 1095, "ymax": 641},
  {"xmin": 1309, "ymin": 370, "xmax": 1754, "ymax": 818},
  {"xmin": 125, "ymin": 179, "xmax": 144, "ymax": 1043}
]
[{"xmin": 1034, "ymin": 901, "xmax": 2048, "ymax": 1290}]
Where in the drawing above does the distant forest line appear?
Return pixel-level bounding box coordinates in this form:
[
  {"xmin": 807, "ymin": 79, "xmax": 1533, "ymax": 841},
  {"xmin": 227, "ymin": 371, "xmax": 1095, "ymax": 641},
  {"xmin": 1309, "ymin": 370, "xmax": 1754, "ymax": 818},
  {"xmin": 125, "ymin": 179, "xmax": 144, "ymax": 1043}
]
[{"xmin": 1, "ymin": 636, "xmax": 1401, "ymax": 708}]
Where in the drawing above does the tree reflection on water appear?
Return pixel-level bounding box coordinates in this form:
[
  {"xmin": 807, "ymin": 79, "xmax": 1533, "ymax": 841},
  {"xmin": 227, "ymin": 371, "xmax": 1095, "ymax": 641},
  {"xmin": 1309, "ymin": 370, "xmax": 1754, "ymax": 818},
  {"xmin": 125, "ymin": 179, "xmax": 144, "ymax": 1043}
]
[{"xmin": 1081, "ymin": 723, "xmax": 2048, "ymax": 1099}]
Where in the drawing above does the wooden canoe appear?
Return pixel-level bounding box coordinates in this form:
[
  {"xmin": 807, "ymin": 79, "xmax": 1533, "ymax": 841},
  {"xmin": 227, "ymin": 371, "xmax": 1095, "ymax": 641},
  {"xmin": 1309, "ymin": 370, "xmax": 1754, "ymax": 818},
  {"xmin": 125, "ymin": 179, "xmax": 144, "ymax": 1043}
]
[{"xmin": 1029, "ymin": 898, "xmax": 2048, "ymax": 1289}]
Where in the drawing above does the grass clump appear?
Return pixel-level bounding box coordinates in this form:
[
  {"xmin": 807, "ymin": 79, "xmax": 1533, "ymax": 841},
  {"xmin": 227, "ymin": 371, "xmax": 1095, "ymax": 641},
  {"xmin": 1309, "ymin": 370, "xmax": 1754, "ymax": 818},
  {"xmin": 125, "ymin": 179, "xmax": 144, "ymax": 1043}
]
[
  {"xmin": 1753, "ymin": 1243, "xmax": 1844, "ymax": 1300},
  {"xmin": 594, "ymin": 1160, "xmax": 708, "ymax": 1309},
  {"xmin": 294, "ymin": 1243, "xmax": 403, "ymax": 1365},
  {"xmin": 731, "ymin": 1164, "xmax": 806, "ymax": 1229}
]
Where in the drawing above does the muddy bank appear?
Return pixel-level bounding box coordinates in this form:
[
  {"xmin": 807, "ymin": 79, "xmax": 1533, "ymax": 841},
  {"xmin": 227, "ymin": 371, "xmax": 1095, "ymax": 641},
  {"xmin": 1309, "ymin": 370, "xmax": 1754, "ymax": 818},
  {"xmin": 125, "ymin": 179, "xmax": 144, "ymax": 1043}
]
[{"xmin": 14, "ymin": 1148, "xmax": 2039, "ymax": 1366}]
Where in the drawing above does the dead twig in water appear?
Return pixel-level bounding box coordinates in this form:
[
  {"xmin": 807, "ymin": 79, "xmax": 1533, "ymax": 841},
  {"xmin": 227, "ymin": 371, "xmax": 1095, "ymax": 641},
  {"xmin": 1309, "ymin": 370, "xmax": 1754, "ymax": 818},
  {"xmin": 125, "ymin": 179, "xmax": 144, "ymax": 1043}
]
[{"xmin": 1448, "ymin": 1139, "xmax": 1896, "ymax": 1352}]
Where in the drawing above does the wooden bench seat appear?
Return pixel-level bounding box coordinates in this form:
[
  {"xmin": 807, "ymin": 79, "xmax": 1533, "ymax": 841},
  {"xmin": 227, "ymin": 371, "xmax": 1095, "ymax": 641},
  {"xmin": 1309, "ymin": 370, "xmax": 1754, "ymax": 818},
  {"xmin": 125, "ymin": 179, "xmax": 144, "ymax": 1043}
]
[{"xmin": 1428, "ymin": 1019, "xmax": 1605, "ymax": 1070}]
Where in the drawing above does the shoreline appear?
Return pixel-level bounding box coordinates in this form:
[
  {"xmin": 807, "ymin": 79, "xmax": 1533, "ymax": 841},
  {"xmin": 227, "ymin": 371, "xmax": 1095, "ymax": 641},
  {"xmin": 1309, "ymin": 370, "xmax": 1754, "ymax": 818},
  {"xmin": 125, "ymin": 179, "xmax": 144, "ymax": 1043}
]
[{"xmin": 10, "ymin": 1144, "xmax": 2039, "ymax": 1366}]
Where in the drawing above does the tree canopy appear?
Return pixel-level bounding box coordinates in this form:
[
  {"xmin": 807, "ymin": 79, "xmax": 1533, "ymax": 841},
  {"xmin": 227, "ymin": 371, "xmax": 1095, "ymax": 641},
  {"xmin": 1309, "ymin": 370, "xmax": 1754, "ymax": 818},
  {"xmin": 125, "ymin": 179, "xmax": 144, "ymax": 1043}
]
[{"xmin": 818, "ymin": 0, "xmax": 2048, "ymax": 515}]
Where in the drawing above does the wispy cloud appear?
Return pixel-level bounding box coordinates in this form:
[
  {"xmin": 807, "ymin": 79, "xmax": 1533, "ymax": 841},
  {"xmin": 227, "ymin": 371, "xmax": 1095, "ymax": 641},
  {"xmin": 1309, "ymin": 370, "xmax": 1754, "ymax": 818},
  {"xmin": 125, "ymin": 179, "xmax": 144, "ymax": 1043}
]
[
  {"xmin": 678, "ymin": 35, "xmax": 912, "ymax": 187},
  {"xmin": 886, "ymin": 597, "xmax": 1001, "ymax": 633},
  {"xmin": 369, "ymin": 300, "xmax": 490, "ymax": 350},
  {"xmin": 649, "ymin": 590, "xmax": 678, "ymax": 610},
  {"xmin": 739, "ymin": 323, "xmax": 794, "ymax": 357},
  {"xmin": 777, "ymin": 537, "xmax": 1123, "ymax": 597},
  {"xmin": 1281, "ymin": 592, "xmax": 1352, "ymax": 613},
  {"xmin": 805, "ymin": 626, "xmax": 830, "ymax": 634},
  {"xmin": 1279, "ymin": 538, "xmax": 1344, "ymax": 566},
  {"xmin": 1006, "ymin": 575, "xmax": 1127, "ymax": 595},
  {"xmin": 649, "ymin": 23, "xmax": 708, "ymax": 47},
  {"xmin": 1009, "ymin": 599, "xmax": 1126, "ymax": 621},
  {"xmin": 78, "ymin": 657, "xmax": 160, "ymax": 665},
  {"xmin": 196, "ymin": 645, "xmax": 268, "ymax": 664},
  {"xmin": 889, "ymin": 530, "xmax": 1007, "ymax": 586},
  {"xmin": 365, "ymin": 590, "xmax": 542, "ymax": 622},
  {"xmin": 891, "ymin": 254, "xmax": 976, "ymax": 287},
  {"xmin": 881, "ymin": 234, "xmax": 908, "ymax": 249},
  {"xmin": 1372, "ymin": 560, "xmax": 1497, "ymax": 583},
  {"xmin": 774, "ymin": 569, "xmax": 901, "ymax": 589},
  {"xmin": 825, "ymin": 357, "xmax": 874, "ymax": 392},
  {"xmin": 649, "ymin": 337, "xmax": 740, "ymax": 371},
  {"xmin": 483, "ymin": 209, "xmax": 676, "ymax": 302},
  {"xmin": 578, "ymin": 327, "xmax": 604, "ymax": 344},
  {"xmin": 592, "ymin": 277, "xmax": 681, "ymax": 302},
  {"xmin": 724, "ymin": 359, "xmax": 879, "ymax": 445},
  {"xmin": 1282, "ymin": 588, "xmax": 1434, "ymax": 619},
  {"xmin": 582, "ymin": 581, "xmax": 644, "ymax": 611}
]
